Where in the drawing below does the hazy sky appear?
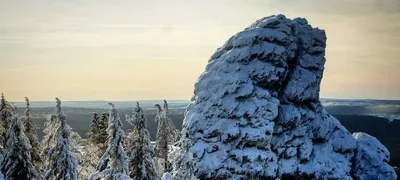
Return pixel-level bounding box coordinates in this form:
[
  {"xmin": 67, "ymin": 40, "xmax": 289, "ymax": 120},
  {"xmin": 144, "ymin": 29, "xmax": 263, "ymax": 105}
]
[{"xmin": 0, "ymin": 0, "xmax": 399, "ymax": 101}]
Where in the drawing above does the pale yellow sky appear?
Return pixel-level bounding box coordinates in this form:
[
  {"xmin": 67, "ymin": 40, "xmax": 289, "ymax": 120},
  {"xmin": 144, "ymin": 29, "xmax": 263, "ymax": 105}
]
[{"xmin": 0, "ymin": 0, "xmax": 399, "ymax": 101}]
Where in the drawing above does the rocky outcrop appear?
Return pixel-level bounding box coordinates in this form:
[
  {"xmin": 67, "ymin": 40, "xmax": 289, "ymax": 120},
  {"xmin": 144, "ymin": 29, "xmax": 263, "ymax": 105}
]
[
  {"xmin": 352, "ymin": 132, "xmax": 396, "ymax": 179},
  {"xmin": 178, "ymin": 15, "xmax": 396, "ymax": 179}
]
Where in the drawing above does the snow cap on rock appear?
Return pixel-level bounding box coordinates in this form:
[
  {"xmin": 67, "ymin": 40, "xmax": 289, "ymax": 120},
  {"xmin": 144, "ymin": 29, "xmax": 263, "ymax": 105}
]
[{"xmin": 179, "ymin": 14, "xmax": 396, "ymax": 179}]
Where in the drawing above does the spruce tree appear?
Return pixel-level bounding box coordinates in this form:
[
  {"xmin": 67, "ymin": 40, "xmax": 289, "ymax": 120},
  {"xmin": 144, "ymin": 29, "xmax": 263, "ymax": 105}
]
[
  {"xmin": 154, "ymin": 100, "xmax": 178, "ymax": 176},
  {"xmin": 69, "ymin": 131, "xmax": 84, "ymax": 157},
  {"xmin": 100, "ymin": 113, "xmax": 109, "ymax": 141},
  {"xmin": 1, "ymin": 115, "xmax": 40, "ymax": 179},
  {"xmin": 44, "ymin": 98, "xmax": 78, "ymax": 180},
  {"xmin": 88, "ymin": 113, "xmax": 100, "ymax": 141},
  {"xmin": 0, "ymin": 93, "xmax": 16, "ymax": 147},
  {"xmin": 41, "ymin": 114, "xmax": 59, "ymax": 150},
  {"xmin": 79, "ymin": 112, "xmax": 109, "ymax": 179},
  {"xmin": 0, "ymin": 148, "xmax": 3, "ymax": 167},
  {"xmin": 41, "ymin": 111, "xmax": 81, "ymax": 175},
  {"xmin": 89, "ymin": 103, "xmax": 130, "ymax": 180},
  {"xmin": 22, "ymin": 97, "xmax": 42, "ymax": 168},
  {"xmin": 125, "ymin": 102, "xmax": 158, "ymax": 180},
  {"xmin": 161, "ymin": 173, "xmax": 172, "ymax": 180},
  {"xmin": 86, "ymin": 113, "xmax": 109, "ymax": 145},
  {"xmin": 41, "ymin": 113, "xmax": 59, "ymax": 171},
  {"xmin": 169, "ymin": 139, "xmax": 197, "ymax": 180}
]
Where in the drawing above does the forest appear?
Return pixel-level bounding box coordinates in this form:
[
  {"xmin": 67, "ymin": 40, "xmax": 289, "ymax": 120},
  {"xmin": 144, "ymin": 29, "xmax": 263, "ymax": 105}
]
[{"xmin": 0, "ymin": 93, "xmax": 187, "ymax": 180}]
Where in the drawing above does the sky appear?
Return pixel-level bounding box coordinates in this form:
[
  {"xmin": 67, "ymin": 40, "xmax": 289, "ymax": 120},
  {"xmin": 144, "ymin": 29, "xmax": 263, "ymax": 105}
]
[{"xmin": 0, "ymin": 0, "xmax": 399, "ymax": 101}]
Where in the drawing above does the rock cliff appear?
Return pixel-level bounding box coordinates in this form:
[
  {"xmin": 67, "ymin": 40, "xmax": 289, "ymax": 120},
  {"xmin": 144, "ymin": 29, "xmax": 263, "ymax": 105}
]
[{"xmin": 178, "ymin": 14, "xmax": 396, "ymax": 179}]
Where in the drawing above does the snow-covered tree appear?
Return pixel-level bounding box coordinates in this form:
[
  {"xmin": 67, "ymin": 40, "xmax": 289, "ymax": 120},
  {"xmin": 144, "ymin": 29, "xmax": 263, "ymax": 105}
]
[
  {"xmin": 0, "ymin": 93, "xmax": 16, "ymax": 147},
  {"xmin": 89, "ymin": 103, "xmax": 131, "ymax": 180},
  {"xmin": 21, "ymin": 97, "xmax": 42, "ymax": 168},
  {"xmin": 41, "ymin": 114, "xmax": 59, "ymax": 150},
  {"xmin": 169, "ymin": 139, "xmax": 197, "ymax": 180},
  {"xmin": 154, "ymin": 100, "xmax": 178, "ymax": 176},
  {"xmin": 70, "ymin": 131, "xmax": 84, "ymax": 155},
  {"xmin": 44, "ymin": 98, "xmax": 78, "ymax": 180},
  {"xmin": 79, "ymin": 112, "xmax": 109, "ymax": 179},
  {"xmin": 0, "ymin": 93, "xmax": 15, "ymax": 127},
  {"xmin": 161, "ymin": 173, "xmax": 172, "ymax": 180},
  {"xmin": 100, "ymin": 112, "xmax": 109, "ymax": 135},
  {"xmin": 0, "ymin": 148, "xmax": 3, "ymax": 168},
  {"xmin": 87, "ymin": 112, "xmax": 109, "ymax": 145},
  {"xmin": 40, "ymin": 113, "xmax": 59, "ymax": 171},
  {"xmin": 125, "ymin": 102, "xmax": 158, "ymax": 180},
  {"xmin": 1, "ymin": 115, "xmax": 40, "ymax": 179},
  {"xmin": 41, "ymin": 111, "xmax": 82, "ymax": 175},
  {"xmin": 87, "ymin": 113, "xmax": 100, "ymax": 142}
]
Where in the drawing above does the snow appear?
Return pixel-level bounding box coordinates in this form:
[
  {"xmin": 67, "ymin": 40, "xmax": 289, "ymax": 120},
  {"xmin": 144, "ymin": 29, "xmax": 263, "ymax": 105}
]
[
  {"xmin": 21, "ymin": 97, "xmax": 42, "ymax": 167},
  {"xmin": 43, "ymin": 98, "xmax": 78, "ymax": 180},
  {"xmin": 89, "ymin": 103, "xmax": 131, "ymax": 180},
  {"xmin": 352, "ymin": 132, "xmax": 397, "ymax": 180},
  {"xmin": 154, "ymin": 101, "xmax": 179, "ymax": 177},
  {"xmin": 125, "ymin": 102, "xmax": 158, "ymax": 180},
  {"xmin": 168, "ymin": 139, "xmax": 198, "ymax": 180},
  {"xmin": 176, "ymin": 14, "xmax": 397, "ymax": 179},
  {"xmin": 161, "ymin": 173, "xmax": 172, "ymax": 180},
  {"xmin": 2, "ymin": 116, "xmax": 40, "ymax": 179}
]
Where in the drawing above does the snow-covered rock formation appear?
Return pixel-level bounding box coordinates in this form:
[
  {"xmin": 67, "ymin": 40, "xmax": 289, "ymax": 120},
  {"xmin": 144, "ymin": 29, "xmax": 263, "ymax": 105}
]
[
  {"xmin": 352, "ymin": 132, "xmax": 396, "ymax": 179},
  {"xmin": 178, "ymin": 14, "xmax": 396, "ymax": 179}
]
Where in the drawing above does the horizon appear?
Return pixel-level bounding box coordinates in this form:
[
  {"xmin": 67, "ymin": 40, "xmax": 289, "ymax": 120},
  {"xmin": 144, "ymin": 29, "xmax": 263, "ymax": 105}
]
[
  {"xmin": 6, "ymin": 97, "xmax": 400, "ymax": 103},
  {"xmin": 6, "ymin": 98, "xmax": 400, "ymax": 110}
]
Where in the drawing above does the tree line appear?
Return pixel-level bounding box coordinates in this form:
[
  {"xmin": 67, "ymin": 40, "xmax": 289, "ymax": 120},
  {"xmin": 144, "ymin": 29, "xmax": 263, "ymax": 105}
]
[{"xmin": 0, "ymin": 93, "xmax": 196, "ymax": 180}]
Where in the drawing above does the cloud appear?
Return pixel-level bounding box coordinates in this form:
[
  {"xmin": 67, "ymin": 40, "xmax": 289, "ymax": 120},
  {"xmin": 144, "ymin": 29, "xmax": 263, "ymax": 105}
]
[
  {"xmin": 245, "ymin": 0, "xmax": 400, "ymax": 16},
  {"xmin": 373, "ymin": 0, "xmax": 400, "ymax": 14}
]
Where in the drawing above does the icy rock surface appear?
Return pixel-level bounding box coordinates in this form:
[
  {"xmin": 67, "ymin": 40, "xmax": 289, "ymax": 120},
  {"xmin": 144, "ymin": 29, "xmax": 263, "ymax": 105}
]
[
  {"xmin": 352, "ymin": 132, "xmax": 396, "ymax": 179},
  {"xmin": 180, "ymin": 14, "xmax": 396, "ymax": 179}
]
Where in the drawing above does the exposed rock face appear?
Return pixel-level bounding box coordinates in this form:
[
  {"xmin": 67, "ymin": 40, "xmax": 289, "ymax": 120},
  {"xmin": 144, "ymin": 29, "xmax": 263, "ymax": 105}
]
[{"xmin": 180, "ymin": 15, "xmax": 396, "ymax": 179}]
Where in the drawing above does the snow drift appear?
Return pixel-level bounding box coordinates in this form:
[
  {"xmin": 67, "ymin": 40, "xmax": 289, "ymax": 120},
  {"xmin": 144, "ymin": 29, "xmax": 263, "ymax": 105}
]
[{"xmin": 178, "ymin": 15, "xmax": 396, "ymax": 179}]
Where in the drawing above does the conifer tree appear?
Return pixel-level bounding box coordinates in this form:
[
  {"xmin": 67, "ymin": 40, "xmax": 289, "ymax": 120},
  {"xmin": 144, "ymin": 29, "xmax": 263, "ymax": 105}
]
[
  {"xmin": 22, "ymin": 97, "xmax": 42, "ymax": 168},
  {"xmin": 89, "ymin": 103, "xmax": 131, "ymax": 180},
  {"xmin": 87, "ymin": 113, "xmax": 109, "ymax": 145},
  {"xmin": 79, "ymin": 112, "xmax": 109, "ymax": 179},
  {"xmin": 88, "ymin": 113, "xmax": 100, "ymax": 140},
  {"xmin": 44, "ymin": 98, "xmax": 78, "ymax": 180},
  {"xmin": 41, "ymin": 114, "xmax": 59, "ymax": 150},
  {"xmin": 69, "ymin": 131, "xmax": 84, "ymax": 157},
  {"xmin": 1, "ymin": 115, "xmax": 40, "ymax": 179},
  {"xmin": 125, "ymin": 102, "xmax": 158, "ymax": 180},
  {"xmin": 161, "ymin": 173, "xmax": 172, "ymax": 180},
  {"xmin": 41, "ymin": 112, "xmax": 82, "ymax": 174},
  {"xmin": 169, "ymin": 139, "xmax": 197, "ymax": 180},
  {"xmin": 40, "ymin": 113, "xmax": 59, "ymax": 170},
  {"xmin": 154, "ymin": 100, "xmax": 178, "ymax": 176},
  {"xmin": 0, "ymin": 148, "xmax": 3, "ymax": 166},
  {"xmin": 100, "ymin": 112, "xmax": 109, "ymax": 137},
  {"xmin": 0, "ymin": 93, "xmax": 16, "ymax": 147}
]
